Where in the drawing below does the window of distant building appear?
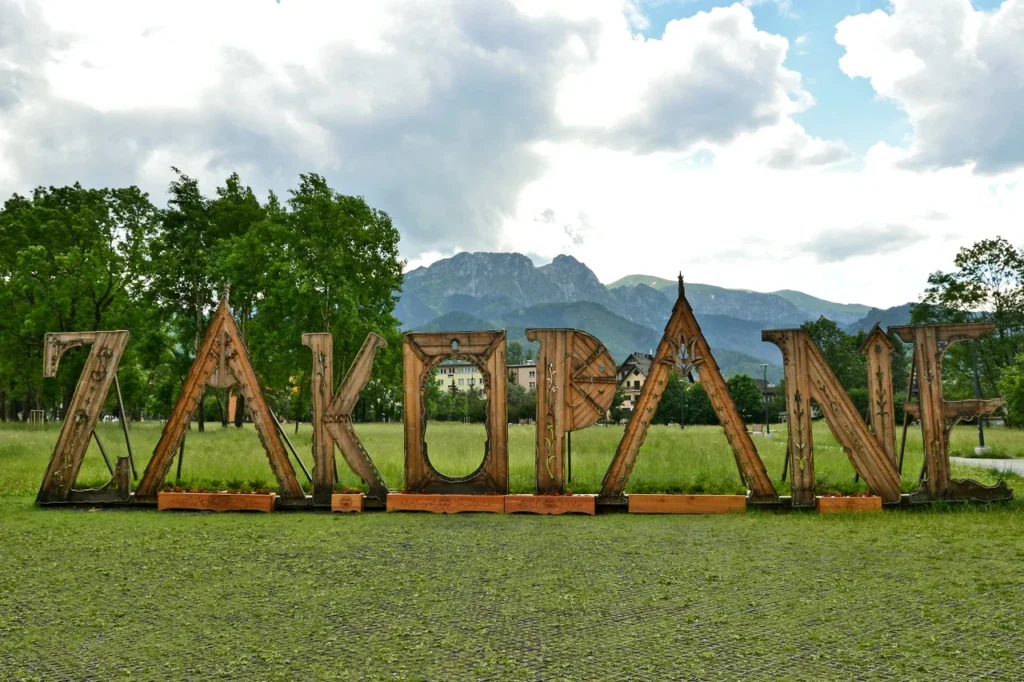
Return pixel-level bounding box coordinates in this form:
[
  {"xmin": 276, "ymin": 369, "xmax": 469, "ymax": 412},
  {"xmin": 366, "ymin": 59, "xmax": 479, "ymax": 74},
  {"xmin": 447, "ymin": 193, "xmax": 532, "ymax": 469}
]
[
  {"xmin": 469, "ymin": 378, "xmax": 475, "ymax": 385},
  {"xmin": 633, "ymin": 369, "xmax": 639, "ymax": 376},
  {"xmin": 634, "ymin": 380, "xmax": 640, "ymax": 389},
  {"xmin": 458, "ymin": 379, "xmax": 464, "ymax": 386},
  {"xmin": 529, "ymin": 370, "xmax": 535, "ymax": 378},
  {"xmin": 529, "ymin": 381, "xmax": 535, "ymax": 389}
]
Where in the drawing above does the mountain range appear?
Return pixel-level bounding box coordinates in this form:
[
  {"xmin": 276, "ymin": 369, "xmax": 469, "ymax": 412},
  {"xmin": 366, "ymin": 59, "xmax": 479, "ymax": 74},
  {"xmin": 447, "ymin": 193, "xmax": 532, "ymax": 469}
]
[{"xmin": 395, "ymin": 252, "xmax": 915, "ymax": 382}]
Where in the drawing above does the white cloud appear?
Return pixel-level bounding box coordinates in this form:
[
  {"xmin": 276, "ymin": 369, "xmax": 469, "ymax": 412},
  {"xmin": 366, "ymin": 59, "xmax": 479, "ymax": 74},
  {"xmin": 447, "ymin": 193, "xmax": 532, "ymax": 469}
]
[
  {"xmin": 837, "ymin": 0, "xmax": 1024, "ymax": 173},
  {"xmin": 0, "ymin": 0, "xmax": 1021, "ymax": 309},
  {"xmin": 499, "ymin": 139, "xmax": 1024, "ymax": 307},
  {"xmin": 557, "ymin": 5, "xmax": 818, "ymax": 154}
]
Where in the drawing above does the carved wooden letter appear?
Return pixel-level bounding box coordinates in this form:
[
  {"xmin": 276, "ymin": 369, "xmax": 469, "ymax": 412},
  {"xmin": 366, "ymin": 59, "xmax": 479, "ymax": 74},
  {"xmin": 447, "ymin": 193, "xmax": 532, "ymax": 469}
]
[
  {"xmin": 303, "ymin": 332, "xmax": 390, "ymax": 505},
  {"xmin": 890, "ymin": 323, "xmax": 1009, "ymax": 501},
  {"xmin": 860, "ymin": 324, "xmax": 897, "ymax": 466},
  {"xmin": 136, "ymin": 297, "xmax": 304, "ymax": 499},
  {"xmin": 37, "ymin": 331, "xmax": 130, "ymax": 502},
  {"xmin": 601, "ymin": 280, "xmax": 777, "ymax": 502},
  {"xmin": 526, "ymin": 329, "xmax": 616, "ymax": 494},
  {"xmin": 403, "ymin": 331, "xmax": 508, "ymax": 494},
  {"xmin": 762, "ymin": 329, "xmax": 902, "ymax": 506}
]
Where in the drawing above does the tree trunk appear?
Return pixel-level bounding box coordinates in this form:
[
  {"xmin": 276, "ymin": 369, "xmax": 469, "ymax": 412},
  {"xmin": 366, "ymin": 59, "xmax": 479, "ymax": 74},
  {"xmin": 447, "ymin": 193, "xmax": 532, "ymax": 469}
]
[
  {"xmin": 234, "ymin": 392, "xmax": 245, "ymax": 427},
  {"xmin": 198, "ymin": 396, "xmax": 206, "ymax": 432},
  {"xmin": 220, "ymin": 390, "xmax": 229, "ymax": 427}
]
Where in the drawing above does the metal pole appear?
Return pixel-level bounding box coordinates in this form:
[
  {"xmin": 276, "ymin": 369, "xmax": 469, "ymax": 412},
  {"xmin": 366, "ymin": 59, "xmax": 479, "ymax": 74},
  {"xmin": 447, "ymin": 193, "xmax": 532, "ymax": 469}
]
[
  {"xmin": 781, "ymin": 444, "xmax": 790, "ymax": 482},
  {"xmin": 91, "ymin": 429, "xmax": 114, "ymax": 475},
  {"xmin": 971, "ymin": 341, "xmax": 986, "ymax": 449},
  {"xmin": 567, "ymin": 431, "xmax": 572, "ymax": 485},
  {"xmin": 176, "ymin": 432, "xmax": 186, "ymax": 483},
  {"xmin": 113, "ymin": 375, "xmax": 137, "ymax": 480},
  {"xmin": 270, "ymin": 406, "xmax": 313, "ymax": 484},
  {"xmin": 680, "ymin": 378, "xmax": 685, "ymax": 430},
  {"xmin": 898, "ymin": 346, "xmax": 917, "ymax": 475}
]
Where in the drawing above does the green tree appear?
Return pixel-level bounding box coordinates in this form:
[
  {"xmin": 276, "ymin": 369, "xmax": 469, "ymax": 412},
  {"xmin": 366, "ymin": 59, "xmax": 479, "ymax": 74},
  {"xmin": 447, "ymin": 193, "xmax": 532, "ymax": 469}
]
[
  {"xmin": 254, "ymin": 173, "xmax": 405, "ymax": 423},
  {"xmin": 0, "ymin": 184, "xmax": 157, "ymax": 419},
  {"xmin": 507, "ymin": 341, "xmax": 524, "ymax": 366},
  {"xmin": 801, "ymin": 316, "xmax": 866, "ymax": 390},
  {"xmin": 913, "ymin": 237, "xmax": 1024, "ymax": 399},
  {"xmin": 999, "ymin": 354, "xmax": 1024, "ymax": 427},
  {"xmin": 148, "ymin": 169, "xmax": 221, "ymax": 431},
  {"xmin": 653, "ymin": 371, "xmax": 686, "ymax": 425},
  {"xmin": 686, "ymin": 381, "xmax": 719, "ymax": 425},
  {"xmin": 727, "ymin": 374, "xmax": 765, "ymax": 423}
]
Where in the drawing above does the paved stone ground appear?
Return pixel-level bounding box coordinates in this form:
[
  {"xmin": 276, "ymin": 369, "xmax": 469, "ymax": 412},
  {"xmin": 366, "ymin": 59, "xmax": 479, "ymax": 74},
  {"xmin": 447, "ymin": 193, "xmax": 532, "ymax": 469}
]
[{"xmin": 950, "ymin": 456, "xmax": 1024, "ymax": 476}]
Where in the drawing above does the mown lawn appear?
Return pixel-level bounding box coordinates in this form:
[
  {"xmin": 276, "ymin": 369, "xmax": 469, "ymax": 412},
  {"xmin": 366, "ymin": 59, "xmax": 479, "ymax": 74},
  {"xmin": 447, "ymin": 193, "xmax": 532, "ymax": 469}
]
[
  {"xmin": 2, "ymin": 420, "xmax": 1022, "ymax": 497},
  {"xmin": 1, "ymin": 421, "xmax": 1024, "ymax": 680}
]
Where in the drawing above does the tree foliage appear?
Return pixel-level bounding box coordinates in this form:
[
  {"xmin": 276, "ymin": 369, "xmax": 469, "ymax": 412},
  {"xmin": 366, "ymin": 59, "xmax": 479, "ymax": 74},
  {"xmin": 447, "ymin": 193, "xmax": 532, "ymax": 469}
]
[{"xmin": 0, "ymin": 172, "xmax": 405, "ymax": 424}]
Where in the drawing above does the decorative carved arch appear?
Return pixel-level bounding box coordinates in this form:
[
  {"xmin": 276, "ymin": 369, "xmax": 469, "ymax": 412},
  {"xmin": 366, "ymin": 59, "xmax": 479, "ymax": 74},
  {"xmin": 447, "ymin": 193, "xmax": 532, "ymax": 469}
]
[{"xmin": 402, "ymin": 331, "xmax": 508, "ymax": 494}]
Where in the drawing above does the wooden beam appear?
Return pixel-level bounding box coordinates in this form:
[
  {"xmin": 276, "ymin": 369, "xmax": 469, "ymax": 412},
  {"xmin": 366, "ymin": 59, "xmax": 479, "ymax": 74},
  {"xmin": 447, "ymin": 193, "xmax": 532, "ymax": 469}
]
[
  {"xmin": 304, "ymin": 332, "xmax": 390, "ymax": 505},
  {"xmin": 37, "ymin": 331, "xmax": 130, "ymax": 502},
  {"xmin": 403, "ymin": 331, "xmax": 508, "ymax": 494},
  {"xmin": 137, "ymin": 297, "xmax": 304, "ymax": 499},
  {"xmin": 763, "ymin": 328, "xmax": 902, "ymax": 505},
  {"xmin": 861, "ymin": 324, "xmax": 897, "ymax": 466},
  {"xmin": 601, "ymin": 281, "xmax": 777, "ymax": 502},
  {"xmin": 527, "ymin": 329, "xmax": 616, "ymax": 494},
  {"xmin": 892, "ymin": 323, "xmax": 1012, "ymax": 502}
]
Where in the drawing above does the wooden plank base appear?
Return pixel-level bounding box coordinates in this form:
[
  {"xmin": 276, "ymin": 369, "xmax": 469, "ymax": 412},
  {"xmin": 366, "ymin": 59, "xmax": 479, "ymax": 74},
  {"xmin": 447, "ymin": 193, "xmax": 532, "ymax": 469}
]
[
  {"xmin": 816, "ymin": 496, "xmax": 882, "ymax": 513},
  {"xmin": 157, "ymin": 492, "xmax": 276, "ymax": 513},
  {"xmin": 504, "ymin": 495, "xmax": 595, "ymax": 515},
  {"xmin": 386, "ymin": 493, "xmax": 504, "ymax": 514},
  {"xmin": 331, "ymin": 493, "xmax": 365, "ymax": 513},
  {"xmin": 628, "ymin": 494, "xmax": 747, "ymax": 514}
]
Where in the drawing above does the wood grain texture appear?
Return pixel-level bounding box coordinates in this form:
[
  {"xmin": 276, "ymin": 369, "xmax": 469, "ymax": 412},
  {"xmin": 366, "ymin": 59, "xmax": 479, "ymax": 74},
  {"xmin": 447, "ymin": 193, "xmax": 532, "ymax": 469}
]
[
  {"xmin": 628, "ymin": 494, "xmax": 747, "ymax": 514},
  {"xmin": 526, "ymin": 329, "xmax": 615, "ymax": 494},
  {"xmin": 601, "ymin": 282, "xmax": 777, "ymax": 502},
  {"xmin": 137, "ymin": 297, "xmax": 304, "ymax": 499},
  {"xmin": 303, "ymin": 332, "xmax": 389, "ymax": 505},
  {"xmin": 816, "ymin": 496, "xmax": 882, "ymax": 513},
  {"xmin": 860, "ymin": 324, "xmax": 897, "ymax": 466},
  {"xmin": 504, "ymin": 495, "xmax": 596, "ymax": 515},
  {"xmin": 763, "ymin": 329, "xmax": 901, "ymax": 505},
  {"xmin": 157, "ymin": 492, "xmax": 277, "ymax": 513},
  {"xmin": 37, "ymin": 330, "xmax": 130, "ymax": 502},
  {"xmin": 403, "ymin": 331, "xmax": 508, "ymax": 495},
  {"xmin": 890, "ymin": 323, "xmax": 1011, "ymax": 502},
  {"xmin": 330, "ymin": 493, "xmax": 364, "ymax": 513},
  {"xmin": 385, "ymin": 493, "xmax": 505, "ymax": 513}
]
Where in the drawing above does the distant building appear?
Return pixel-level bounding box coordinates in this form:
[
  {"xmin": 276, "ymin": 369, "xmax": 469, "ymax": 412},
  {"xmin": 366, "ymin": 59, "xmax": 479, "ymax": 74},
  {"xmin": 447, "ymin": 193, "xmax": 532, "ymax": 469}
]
[
  {"xmin": 433, "ymin": 359, "xmax": 485, "ymax": 394},
  {"xmin": 507, "ymin": 361, "xmax": 538, "ymax": 390},
  {"xmin": 753, "ymin": 378, "xmax": 777, "ymax": 402},
  {"xmin": 616, "ymin": 352, "xmax": 655, "ymax": 410}
]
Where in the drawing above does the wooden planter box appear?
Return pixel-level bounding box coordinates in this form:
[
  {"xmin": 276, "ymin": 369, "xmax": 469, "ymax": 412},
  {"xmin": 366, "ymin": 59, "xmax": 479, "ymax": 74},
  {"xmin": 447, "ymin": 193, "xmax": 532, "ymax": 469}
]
[
  {"xmin": 628, "ymin": 494, "xmax": 747, "ymax": 514},
  {"xmin": 504, "ymin": 495, "xmax": 595, "ymax": 515},
  {"xmin": 331, "ymin": 493, "xmax": 364, "ymax": 513},
  {"xmin": 816, "ymin": 496, "xmax": 882, "ymax": 513},
  {"xmin": 157, "ymin": 491, "xmax": 276, "ymax": 513},
  {"xmin": 386, "ymin": 493, "xmax": 504, "ymax": 514}
]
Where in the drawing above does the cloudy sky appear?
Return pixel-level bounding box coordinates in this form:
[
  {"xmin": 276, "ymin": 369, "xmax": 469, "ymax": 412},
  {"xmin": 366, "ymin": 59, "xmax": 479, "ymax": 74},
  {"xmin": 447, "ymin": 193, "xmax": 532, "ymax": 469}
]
[{"xmin": 2, "ymin": 0, "xmax": 1022, "ymax": 307}]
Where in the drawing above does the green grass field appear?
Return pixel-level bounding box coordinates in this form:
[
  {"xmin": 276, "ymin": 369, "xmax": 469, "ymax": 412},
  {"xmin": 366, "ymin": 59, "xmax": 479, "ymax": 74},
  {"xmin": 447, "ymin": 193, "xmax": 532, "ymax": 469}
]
[
  {"xmin": 2, "ymin": 421, "xmax": 1024, "ymax": 679},
  {"xmin": 3, "ymin": 419, "xmax": 1022, "ymax": 497}
]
